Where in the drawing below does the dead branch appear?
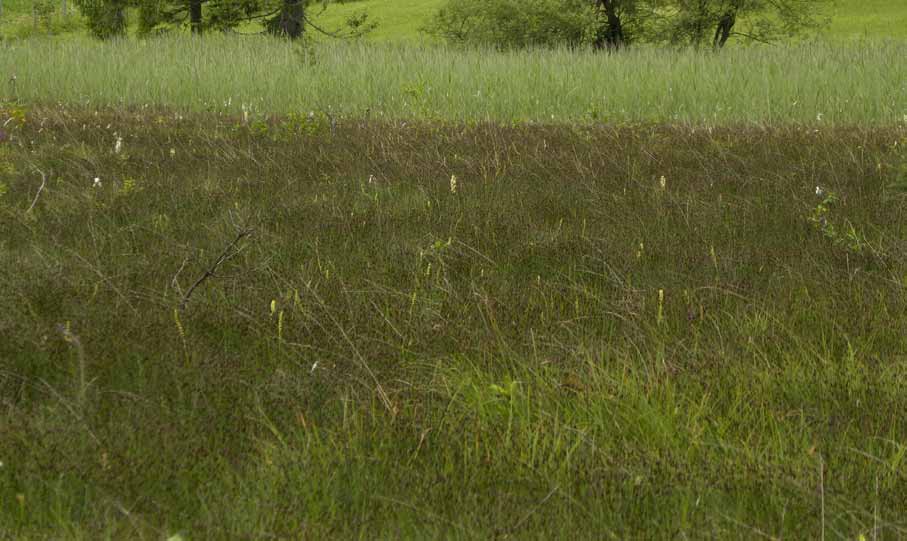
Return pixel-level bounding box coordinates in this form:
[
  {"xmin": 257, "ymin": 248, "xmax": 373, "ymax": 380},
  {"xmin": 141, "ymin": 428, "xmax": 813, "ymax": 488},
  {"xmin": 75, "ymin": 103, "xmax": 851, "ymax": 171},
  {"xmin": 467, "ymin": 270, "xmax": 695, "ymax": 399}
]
[
  {"xmin": 26, "ymin": 166, "xmax": 47, "ymax": 213},
  {"xmin": 178, "ymin": 228, "xmax": 254, "ymax": 310}
]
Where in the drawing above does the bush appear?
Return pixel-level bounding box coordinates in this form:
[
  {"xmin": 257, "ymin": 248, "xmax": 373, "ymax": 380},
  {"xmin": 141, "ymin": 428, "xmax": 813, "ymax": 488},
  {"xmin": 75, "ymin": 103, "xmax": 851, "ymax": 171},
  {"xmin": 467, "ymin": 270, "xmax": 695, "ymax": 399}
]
[
  {"xmin": 425, "ymin": 0, "xmax": 597, "ymax": 49},
  {"xmin": 73, "ymin": 0, "xmax": 128, "ymax": 40}
]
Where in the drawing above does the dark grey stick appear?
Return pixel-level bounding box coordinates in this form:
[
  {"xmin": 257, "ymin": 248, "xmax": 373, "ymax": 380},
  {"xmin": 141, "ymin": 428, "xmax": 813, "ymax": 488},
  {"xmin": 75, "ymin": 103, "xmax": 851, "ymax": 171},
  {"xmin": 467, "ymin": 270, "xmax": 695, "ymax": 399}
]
[{"xmin": 178, "ymin": 228, "xmax": 254, "ymax": 310}]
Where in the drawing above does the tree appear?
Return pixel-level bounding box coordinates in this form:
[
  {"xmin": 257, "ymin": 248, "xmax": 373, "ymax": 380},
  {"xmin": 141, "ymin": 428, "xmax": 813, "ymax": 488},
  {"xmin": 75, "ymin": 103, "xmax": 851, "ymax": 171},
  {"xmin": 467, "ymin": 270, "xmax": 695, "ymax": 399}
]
[
  {"xmin": 189, "ymin": 0, "xmax": 202, "ymax": 33},
  {"xmin": 589, "ymin": 0, "xmax": 662, "ymax": 51},
  {"xmin": 265, "ymin": 0, "xmax": 305, "ymax": 38},
  {"xmin": 73, "ymin": 0, "xmax": 129, "ymax": 39},
  {"xmin": 76, "ymin": 0, "xmax": 371, "ymax": 40},
  {"xmin": 592, "ymin": 0, "xmax": 626, "ymax": 50},
  {"xmin": 428, "ymin": 0, "xmax": 659, "ymax": 50},
  {"xmin": 426, "ymin": 0, "xmax": 602, "ymax": 50},
  {"xmin": 657, "ymin": 0, "xmax": 831, "ymax": 48}
]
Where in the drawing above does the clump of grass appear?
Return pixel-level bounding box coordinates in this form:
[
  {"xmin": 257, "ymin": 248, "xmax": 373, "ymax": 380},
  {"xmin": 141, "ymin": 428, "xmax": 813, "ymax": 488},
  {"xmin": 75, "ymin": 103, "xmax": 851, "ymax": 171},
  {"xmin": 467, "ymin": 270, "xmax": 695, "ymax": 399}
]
[{"xmin": 1, "ymin": 106, "xmax": 907, "ymax": 537}]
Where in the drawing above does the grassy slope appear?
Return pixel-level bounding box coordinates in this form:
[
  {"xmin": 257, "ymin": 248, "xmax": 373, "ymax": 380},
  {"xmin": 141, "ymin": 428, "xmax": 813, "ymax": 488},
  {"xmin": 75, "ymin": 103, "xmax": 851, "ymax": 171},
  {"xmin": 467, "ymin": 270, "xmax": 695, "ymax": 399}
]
[
  {"xmin": 309, "ymin": 0, "xmax": 444, "ymax": 42},
  {"xmin": 2, "ymin": 106, "xmax": 907, "ymax": 538},
  {"xmin": 824, "ymin": 0, "xmax": 907, "ymax": 40}
]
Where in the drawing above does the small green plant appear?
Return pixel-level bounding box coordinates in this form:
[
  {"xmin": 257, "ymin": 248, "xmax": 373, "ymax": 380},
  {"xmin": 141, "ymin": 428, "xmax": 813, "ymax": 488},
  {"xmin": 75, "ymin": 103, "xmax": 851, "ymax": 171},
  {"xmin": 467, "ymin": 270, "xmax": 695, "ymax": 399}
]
[
  {"xmin": 1, "ymin": 104, "xmax": 27, "ymax": 129},
  {"xmin": 418, "ymin": 236, "xmax": 453, "ymax": 278},
  {"xmin": 808, "ymin": 188, "xmax": 870, "ymax": 255},
  {"xmin": 117, "ymin": 177, "xmax": 138, "ymax": 197},
  {"xmin": 276, "ymin": 111, "xmax": 330, "ymax": 139}
]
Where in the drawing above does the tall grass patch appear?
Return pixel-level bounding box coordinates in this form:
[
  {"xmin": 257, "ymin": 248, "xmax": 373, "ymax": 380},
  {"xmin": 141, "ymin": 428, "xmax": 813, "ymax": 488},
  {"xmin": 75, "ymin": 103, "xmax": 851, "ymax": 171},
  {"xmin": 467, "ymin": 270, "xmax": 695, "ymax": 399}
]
[{"xmin": 1, "ymin": 35, "xmax": 906, "ymax": 125}]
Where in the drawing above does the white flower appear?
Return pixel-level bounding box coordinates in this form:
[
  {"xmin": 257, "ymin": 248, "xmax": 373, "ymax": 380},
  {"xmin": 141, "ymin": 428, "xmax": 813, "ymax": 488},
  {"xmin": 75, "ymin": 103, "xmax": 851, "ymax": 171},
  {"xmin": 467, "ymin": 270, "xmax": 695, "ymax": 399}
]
[
  {"xmin": 816, "ymin": 112, "xmax": 823, "ymax": 121},
  {"xmin": 815, "ymin": 186, "xmax": 824, "ymax": 197},
  {"xmin": 169, "ymin": 148, "xmax": 176, "ymax": 157},
  {"xmin": 93, "ymin": 177, "xmax": 102, "ymax": 188}
]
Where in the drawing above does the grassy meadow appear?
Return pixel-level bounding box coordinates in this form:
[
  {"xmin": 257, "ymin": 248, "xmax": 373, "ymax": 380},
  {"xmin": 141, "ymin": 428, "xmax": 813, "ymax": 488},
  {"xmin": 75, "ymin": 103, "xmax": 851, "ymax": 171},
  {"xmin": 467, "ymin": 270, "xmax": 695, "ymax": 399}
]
[
  {"xmin": 2, "ymin": 102, "xmax": 907, "ymax": 539},
  {"xmin": 1, "ymin": 35, "xmax": 907, "ymax": 126},
  {"xmin": 2, "ymin": 1, "xmax": 907, "ymax": 539}
]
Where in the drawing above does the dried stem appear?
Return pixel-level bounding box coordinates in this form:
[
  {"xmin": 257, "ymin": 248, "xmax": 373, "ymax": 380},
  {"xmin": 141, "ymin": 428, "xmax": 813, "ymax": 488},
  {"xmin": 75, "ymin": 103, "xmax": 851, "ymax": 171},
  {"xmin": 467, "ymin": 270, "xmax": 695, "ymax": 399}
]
[
  {"xmin": 26, "ymin": 166, "xmax": 47, "ymax": 213},
  {"xmin": 179, "ymin": 228, "xmax": 254, "ymax": 310}
]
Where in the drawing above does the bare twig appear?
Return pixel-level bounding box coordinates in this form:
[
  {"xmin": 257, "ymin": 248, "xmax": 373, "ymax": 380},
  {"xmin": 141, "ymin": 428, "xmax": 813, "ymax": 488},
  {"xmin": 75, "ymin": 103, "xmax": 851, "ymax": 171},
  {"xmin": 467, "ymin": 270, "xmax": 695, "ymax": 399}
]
[
  {"xmin": 874, "ymin": 474, "xmax": 880, "ymax": 541},
  {"xmin": 509, "ymin": 486, "xmax": 559, "ymax": 534},
  {"xmin": 171, "ymin": 255, "xmax": 191, "ymax": 297},
  {"xmin": 179, "ymin": 228, "xmax": 254, "ymax": 310},
  {"xmin": 26, "ymin": 166, "xmax": 47, "ymax": 213}
]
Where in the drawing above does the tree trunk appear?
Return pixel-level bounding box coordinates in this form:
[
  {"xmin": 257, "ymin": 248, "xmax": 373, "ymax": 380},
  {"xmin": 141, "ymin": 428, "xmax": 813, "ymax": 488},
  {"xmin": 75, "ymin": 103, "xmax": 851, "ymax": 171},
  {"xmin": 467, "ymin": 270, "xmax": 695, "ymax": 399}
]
[
  {"xmin": 113, "ymin": 4, "xmax": 125, "ymax": 31},
  {"xmin": 189, "ymin": 0, "xmax": 202, "ymax": 34},
  {"xmin": 592, "ymin": 0, "xmax": 624, "ymax": 51},
  {"xmin": 712, "ymin": 10, "xmax": 735, "ymax": 48},
  {"xmin": 266, "ymin": 0, "xmax": 305, "ymax": 39}
]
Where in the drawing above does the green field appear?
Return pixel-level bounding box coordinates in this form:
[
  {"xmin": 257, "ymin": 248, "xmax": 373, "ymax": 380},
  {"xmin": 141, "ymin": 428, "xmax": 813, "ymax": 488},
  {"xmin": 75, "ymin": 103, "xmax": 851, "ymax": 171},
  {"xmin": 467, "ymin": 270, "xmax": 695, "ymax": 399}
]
[
  {"xmin": 823, "ymin": 0, "xmax": 907, "ymax": 40},
  {"xmin": 2, "ymin": 1, "xmax": 907, "ymax": 539},
  {"xmin": 2, "ymin": 105, "xmax": 907, "ymax": 539}
]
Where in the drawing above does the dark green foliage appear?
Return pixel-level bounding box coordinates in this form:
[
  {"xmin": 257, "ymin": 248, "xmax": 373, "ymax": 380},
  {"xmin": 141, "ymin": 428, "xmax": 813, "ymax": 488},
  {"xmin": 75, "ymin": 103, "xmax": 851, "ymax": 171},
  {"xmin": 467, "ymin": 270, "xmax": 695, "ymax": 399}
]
[
  {"xmin": 69, "ymin": 0, "xmax": 310, "ymax": 39},
  {"xmin": 655, "ymin": 0, "xmax": 832, "ymax": 48},
  {"xmin": 430, "ymin": 0, "xmax": 830, "ymax": 50},
  {"xmin": 130, "ymin": 0, "xmax": 372, "ymax": 40},
  {"xmin": 72, "ymin": 0, "xmax": 129, "ymax": 39},
  {"xmin": 426, "ymin": 0, "xmax": 600, "ymax": 49}
]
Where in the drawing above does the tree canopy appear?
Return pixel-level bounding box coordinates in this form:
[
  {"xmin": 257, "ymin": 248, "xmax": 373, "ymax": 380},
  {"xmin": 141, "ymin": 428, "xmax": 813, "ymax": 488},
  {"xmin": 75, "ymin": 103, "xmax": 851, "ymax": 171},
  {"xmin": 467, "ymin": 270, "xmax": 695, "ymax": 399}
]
[
  {"xmin": 74, "ymin": 0, "xmax": 375, "ymax": 40},
  {"xmin": 428, "ymin": 0, "xmax": 831, "ymax": 50}
]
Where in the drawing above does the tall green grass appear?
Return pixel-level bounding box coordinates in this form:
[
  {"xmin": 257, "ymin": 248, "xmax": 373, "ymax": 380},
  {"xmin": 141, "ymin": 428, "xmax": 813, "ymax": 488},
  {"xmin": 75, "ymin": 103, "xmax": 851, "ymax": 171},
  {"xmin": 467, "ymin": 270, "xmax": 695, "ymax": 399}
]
[{"xmin": 1, "ymin": 34, "xmax": 906, "ymax": 125}]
